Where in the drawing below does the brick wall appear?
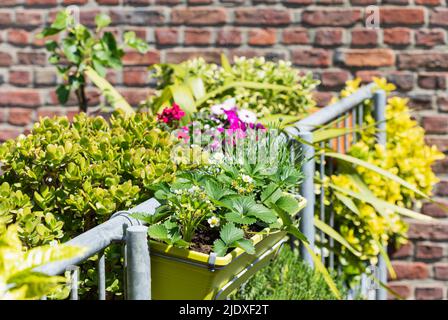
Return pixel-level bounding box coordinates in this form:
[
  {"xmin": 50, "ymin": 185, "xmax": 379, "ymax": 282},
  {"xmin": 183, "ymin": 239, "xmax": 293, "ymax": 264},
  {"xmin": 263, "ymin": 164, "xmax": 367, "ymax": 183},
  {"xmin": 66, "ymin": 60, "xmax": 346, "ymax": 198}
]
[{"xmin": 0, "ymin": 0, "xmax": 447, "ymax": 300}]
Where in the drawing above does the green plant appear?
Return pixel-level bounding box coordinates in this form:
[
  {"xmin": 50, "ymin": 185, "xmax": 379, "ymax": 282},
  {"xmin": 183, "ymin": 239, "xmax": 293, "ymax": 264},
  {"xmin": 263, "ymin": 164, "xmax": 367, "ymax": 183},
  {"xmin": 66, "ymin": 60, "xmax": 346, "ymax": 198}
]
[
  {"xmin": 231, "ymin": 245, "xmax": 345, "ymax": 300},
  {"xmin": 0, "ymin": 225, "xmax": 83, "ymax": 300},
  {"xmin": 312, "ymin": 78, "xmax": 444, "ymax": 287},
  {"xmin": 38, "ymin": 9, "xmax": 148, "ymax": 113},
  {"xmin": 146, "ymin": 55, "xmax": 318, "ymax": 118},
  {"xmin": 0, "ymin": 111, "xmax": 176, "ymax": 297}
]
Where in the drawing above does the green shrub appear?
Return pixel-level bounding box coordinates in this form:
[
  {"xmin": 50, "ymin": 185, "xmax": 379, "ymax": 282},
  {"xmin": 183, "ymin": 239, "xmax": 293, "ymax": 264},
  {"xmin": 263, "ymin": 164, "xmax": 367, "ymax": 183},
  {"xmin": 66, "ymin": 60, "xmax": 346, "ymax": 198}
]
[
  {"xmin": 0, "ymin": 112, "xmax": 175, "ymax": 248},
  {"xmin": 231, "ymin": 245, "xmax": 344, "ymax": 300}
]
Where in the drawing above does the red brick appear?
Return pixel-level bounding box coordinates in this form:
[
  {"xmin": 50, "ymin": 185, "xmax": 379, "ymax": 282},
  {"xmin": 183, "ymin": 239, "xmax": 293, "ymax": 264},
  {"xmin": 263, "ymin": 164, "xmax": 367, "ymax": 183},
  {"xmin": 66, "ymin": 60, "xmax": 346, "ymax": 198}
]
[
  {"xmin": 302, "ymin": 9, "xmax": 362, "ymax": 26},
  {"xmin": 234, "ymin": 8, "xmax": 291, "ymax": 26},
  {"xmin": 415, "ymin": 286, "xmax": 444, "ymax": 300},
  {"xmin": 184, "ymin": 28, "xmax": 212, "ymax": 46},
  {"xmin": 387, "ymin": 283, "xmax": 412, "ymax": 300},
  {"xmin": 110, "ymin": 9, "xmax": 165, "ymax": 26},
  {"xmin": 338, "ymin": 49, "xmax": 395, "ymax": 67},
  {"xmin": 228, "ymin": 49, "xmax": 287, "ymax": 62},
  {"xmin": 356, "ymin": 70, "xmax": 383, "ymax": 83},
  {"xmin": 408, "ymin": 220, "xmax": 448, "ymax": 240},
  {"xmin": 350, "ymin": 0, "xmax": 377, "ymax": 3},
  {"xmin": 313, "ymin": 92, "xmax": 334, "ymax": 107},
  {"xmin": 63, "ymin": 0, "xmax": 89, "ymax": 4},
  {"xmin": 154, "ymin": 0, "xmax": 180, "ymax": 4},
  {"xmin": 391, "ymin": 241, "xmax": 414, "ymax": 259},
  {"xmin": 16, "ymin": 10, "xmax": 43, "ymax": 28},
  {"xmin": 415, "ymin": 242, "xmax": 444, "ymax": 260},
  {"xmin": 8, "ymin": 108, "xmax": 34, "ymax": 126},
  {"xmin": 438, "ymin": 96, "xmax": 448, "ymax": 112},
  {"xmin": 434, "ymin": 263, "xmax": 448, "ymax": 280},
  {"xmin": 315, "ymin": 28, "xmax": 344, "ymax": 46},
  {"xmin": 123, "ymin": 0, "xmax": 151, "ymax": 4},
  {"xmin": 398, "ymin": 52, "xmax": 448, "ymax": 70},
  {"xmin": 216, "ymin": 29, "xmax": 242, "ymax": 46},
  {"xmin": 248, "ymin": 29, "xmax": 277, "ymax": 46},
  {"xmin": 122, "ymin": 51, "xmax": 160, "ymax": 66},
  {"xmin": 283, "ymin": 0, "xmax": 313, "ymax": 4},
  {"xmin": 171, "ymin": 8, "xmax": 227, "ymax": 25},
  {"xmin": 351, "ymin": 29, "xmax": 378, "ymax": 46},
  {"xmin": 155, "ymin": 28, "xmax": 178, "ymax": 46},
  {"xmin": 426, "ymin": 136, "xmax": 448, "ymax": 153},
  {"xmin": 0, "ymin": 52, "xmax": 13, "ymax": 67},
  {"xmin": 165, "ymin": 49, "xmax": 221, "ymax": 64},
  {"xmin": 25, "ymin": 0, "xmax": 57, "ymax": 6},
  {"xmin": 34, "ymin": 69, "xmax": 57, "ymax": 87},
  {"xmin": 37, "ymin": 107, "xmax": 62, "ymax": 119},
  {"xmin": 187, "ymin": 0, "xmax": 212, "ymax": 3},
  {"xmin": 430, "ymin": 9, "xmax": 448, "ymax": 27},
  {"xmin": 418, "ymin": 73, "xmax": 447, "ymax": 90},
  {"xmin": 380, "ymin": 7, "xmax": 425, "ymax": 26},
  {"xmin": 96, "ymin": 0, "xmax": 120, "ymax": 4},
  {"xmin": 320, "ymin": 70, "xmax": 350, "ymax": 89},
  {"xmin": 123, "ymin": 67, "xmax": 149, "ymax": 86},
  {"xmin": 17, "ymin": 52, "xmax": 46, "ymax": 66},
  {"xmin": 7, "ymin": 29, "xmax": 29, "ymax": 46},
  {"xmin": 423, "ymin": 115, "xmax": 448, "ymax": 134},
  {"xmin": 0, "ymin": 12, "xmax": 13, "ymax": 26},
  {"xmin": 282, "ymin": 28, "xmax": 309, "ymax": 45},
  {"xmin": 384, "ymin": 0, "xmax": 409, "ymax": 3},
  {"xmin": 9, "ymin": 70, "xmax": 31, "ymax": 86},
  {"xmin": 386, "ymin": 71, "xmax": 414, "ymax": 91},
  {"xmin": 119, "ymin": 88, "xmax": 152, "ymax": 106},
  {"xmin": 409, "ymin": 94, "xmax": 433, "ymax": 110},
  {"xmin": 415, "ymin": 29, "xmax": 446, "ymax": 47},
  {"xmin": 0, "ymin": 89, "xmax": 41, "ymax": 107},
  {"xmin": 1, "ymin": 0, "xmax": 19, "ymax": 6},
  {"xmin": 0, "ymin": 129, "xmax": 21, "ymax": 142},
  {"xmin": 415, "ymin": 0, "xmax": 441, "ymax": 5},
  {"xmin": 390, "ymin": 261, "xmax": 429, "ymax": 280},
  {"xmin": 291, "ymin": 49, "xmax": 332, "ymax": 67},
  {"xmin": 422, "ymin": 201, "xmax": 448, "ymax": 218},
  {"xmin": 384, "ymin": 28, "xmax": 412, "ymax": 46}
]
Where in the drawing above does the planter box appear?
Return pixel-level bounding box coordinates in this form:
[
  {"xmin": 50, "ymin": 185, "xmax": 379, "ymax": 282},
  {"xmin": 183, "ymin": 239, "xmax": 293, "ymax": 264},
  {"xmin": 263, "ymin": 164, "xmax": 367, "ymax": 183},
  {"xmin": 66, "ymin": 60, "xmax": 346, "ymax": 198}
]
[{"xmin": 149, "ymin": 230, "xmax": 288, "ymax": 300}]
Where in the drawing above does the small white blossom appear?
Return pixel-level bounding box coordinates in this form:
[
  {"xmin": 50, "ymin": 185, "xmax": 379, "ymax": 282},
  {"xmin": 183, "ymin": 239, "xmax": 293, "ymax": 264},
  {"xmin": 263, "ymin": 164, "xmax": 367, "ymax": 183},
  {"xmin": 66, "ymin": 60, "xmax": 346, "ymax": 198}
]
[
  {"xmin": 207, "ymin": 216, "xmax": 220, "ymax": 228},
  {"xmin": 241, "ymin": 174, "xmax": 254, "ymax": 184},
  {"xmin": 237, "ymin": 109, "xmax": 257, "ymax": 124}
]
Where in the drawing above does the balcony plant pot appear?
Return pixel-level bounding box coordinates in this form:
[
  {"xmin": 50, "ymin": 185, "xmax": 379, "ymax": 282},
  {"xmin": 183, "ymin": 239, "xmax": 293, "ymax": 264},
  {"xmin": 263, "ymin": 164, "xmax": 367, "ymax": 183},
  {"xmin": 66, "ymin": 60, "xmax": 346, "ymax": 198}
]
[{"xmin": 149, "ymin": 230, "xmax": 288, "ymax": 300}]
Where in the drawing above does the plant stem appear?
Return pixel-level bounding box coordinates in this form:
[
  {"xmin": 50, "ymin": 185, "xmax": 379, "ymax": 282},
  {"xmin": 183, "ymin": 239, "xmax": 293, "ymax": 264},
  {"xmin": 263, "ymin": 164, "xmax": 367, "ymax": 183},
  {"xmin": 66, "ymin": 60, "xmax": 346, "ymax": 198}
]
[{"xmin": 76, "ymin": 85, "xmax": 88, "ymax": 113}]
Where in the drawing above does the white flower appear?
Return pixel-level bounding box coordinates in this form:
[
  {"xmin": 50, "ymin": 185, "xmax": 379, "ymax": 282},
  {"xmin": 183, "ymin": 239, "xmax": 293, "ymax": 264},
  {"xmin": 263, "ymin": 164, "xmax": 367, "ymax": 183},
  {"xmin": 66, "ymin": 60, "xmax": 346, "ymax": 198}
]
[
  {"xmin": 187, "ymin": 185, "xmax": 201, "ymax": 194},
  {"xmin": 210, "ymin": 98, "xmax": 236, "ymax": 115},
  {"xmin": 210, "ymin": 152, "xmax": 225, "ymax": 164},
  {"xmin": 241, "ymin": 174, "xmax": 253, "ymax": 184},
  {"xmin": 237, "ymin": 109, "xmax": 257, "ymax": 124},
  {"xmin": 207, "ymin": 216, "xmax": 220, "ymax": 228}
]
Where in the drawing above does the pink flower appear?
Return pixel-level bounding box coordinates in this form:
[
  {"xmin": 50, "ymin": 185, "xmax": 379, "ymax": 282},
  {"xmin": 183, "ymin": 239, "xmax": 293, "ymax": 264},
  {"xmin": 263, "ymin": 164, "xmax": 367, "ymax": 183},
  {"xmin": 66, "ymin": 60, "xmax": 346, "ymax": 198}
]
[{"xmin": 157, "ymin": 103, "xmax": 186, "ymax": 124}]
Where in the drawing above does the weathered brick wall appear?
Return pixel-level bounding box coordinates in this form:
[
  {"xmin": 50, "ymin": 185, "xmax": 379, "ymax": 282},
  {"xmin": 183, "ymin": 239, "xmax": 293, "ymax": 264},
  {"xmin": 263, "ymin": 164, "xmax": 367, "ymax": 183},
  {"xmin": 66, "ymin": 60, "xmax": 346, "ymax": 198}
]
[{"xmin": 0, "ymin": 0, "xmax": 447, "ymax": 300}]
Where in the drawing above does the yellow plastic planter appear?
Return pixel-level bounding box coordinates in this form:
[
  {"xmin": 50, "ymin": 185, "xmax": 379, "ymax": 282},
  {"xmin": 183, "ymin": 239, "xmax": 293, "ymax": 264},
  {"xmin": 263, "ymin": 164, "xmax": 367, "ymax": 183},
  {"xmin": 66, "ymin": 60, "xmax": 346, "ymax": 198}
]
[{"xmin": 149, "ymin": 230, "xmax": 288, "ymax": 300}]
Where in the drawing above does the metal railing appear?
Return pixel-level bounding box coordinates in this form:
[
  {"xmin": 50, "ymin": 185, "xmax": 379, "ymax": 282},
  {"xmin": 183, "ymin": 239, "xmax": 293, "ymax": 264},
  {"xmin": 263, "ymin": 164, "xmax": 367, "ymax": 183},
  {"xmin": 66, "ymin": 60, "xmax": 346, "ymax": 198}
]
[
  {"xmin": 36, "ymin": 198, "xmax": 160, "ymax": 300},
  {"xmin": 35, "ymin": 82, "xmax": 387, "ymax": 300},
  {"xmin": 287, "ymin": 83, "xmax": 387, "ymax": 300}
]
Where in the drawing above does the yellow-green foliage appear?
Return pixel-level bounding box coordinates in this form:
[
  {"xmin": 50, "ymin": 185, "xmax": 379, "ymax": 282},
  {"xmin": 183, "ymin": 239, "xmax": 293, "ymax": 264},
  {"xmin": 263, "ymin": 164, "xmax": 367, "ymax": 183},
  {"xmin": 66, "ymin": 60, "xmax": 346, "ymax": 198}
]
[
  {"xmin": 327, "ymin": 78, "xmax": 444, "ymax": 280},
  {"xmin": 0, "ymin": 111, "xmax": 176, "ymax": 248},
  {"xmin": 149, "ymin": 56, "xmax": 318, "ymax": 117},
  {"xmin": 0, "ymin": 225, "xmax": 83, "ymax": 300}
]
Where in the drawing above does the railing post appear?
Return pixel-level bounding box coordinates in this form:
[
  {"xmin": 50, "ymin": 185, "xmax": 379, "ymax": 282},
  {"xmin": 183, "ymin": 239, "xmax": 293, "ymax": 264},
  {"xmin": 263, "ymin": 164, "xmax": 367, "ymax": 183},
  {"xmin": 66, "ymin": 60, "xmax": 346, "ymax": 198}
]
[
  {"xmin": 373, "ymin": 90, "xmax": 388, "ymax": 300},
  {"xmin": 297, "ymin": 131, "xmax": 316, "ymax": 267},
  {"xmin": 126, "ymin": 225, "xmax": 151, "ymax": 300}
]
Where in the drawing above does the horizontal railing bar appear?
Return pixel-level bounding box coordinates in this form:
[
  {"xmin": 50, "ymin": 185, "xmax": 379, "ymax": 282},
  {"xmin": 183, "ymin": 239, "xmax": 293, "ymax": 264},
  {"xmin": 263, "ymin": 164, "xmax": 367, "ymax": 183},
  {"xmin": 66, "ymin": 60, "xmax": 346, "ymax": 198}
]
[
  {"xmin": 34, "ymin": 198, "xmax": 160, "ymax": 276},
  {"xmin": 286, "ymin": 82, "xmax": 376, "ymax": 135}
]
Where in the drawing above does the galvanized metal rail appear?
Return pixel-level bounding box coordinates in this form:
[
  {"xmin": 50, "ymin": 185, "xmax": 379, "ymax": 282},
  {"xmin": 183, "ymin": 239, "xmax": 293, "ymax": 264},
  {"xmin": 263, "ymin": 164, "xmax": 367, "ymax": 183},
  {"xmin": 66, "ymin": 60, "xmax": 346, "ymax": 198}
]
[
  {"xmin": 287, "ymin": 83, "xmax": 388, "ymax": 300},
  {"xmin": 36, "ymin": 198, "xmax": 160, "ymax": 300}
]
